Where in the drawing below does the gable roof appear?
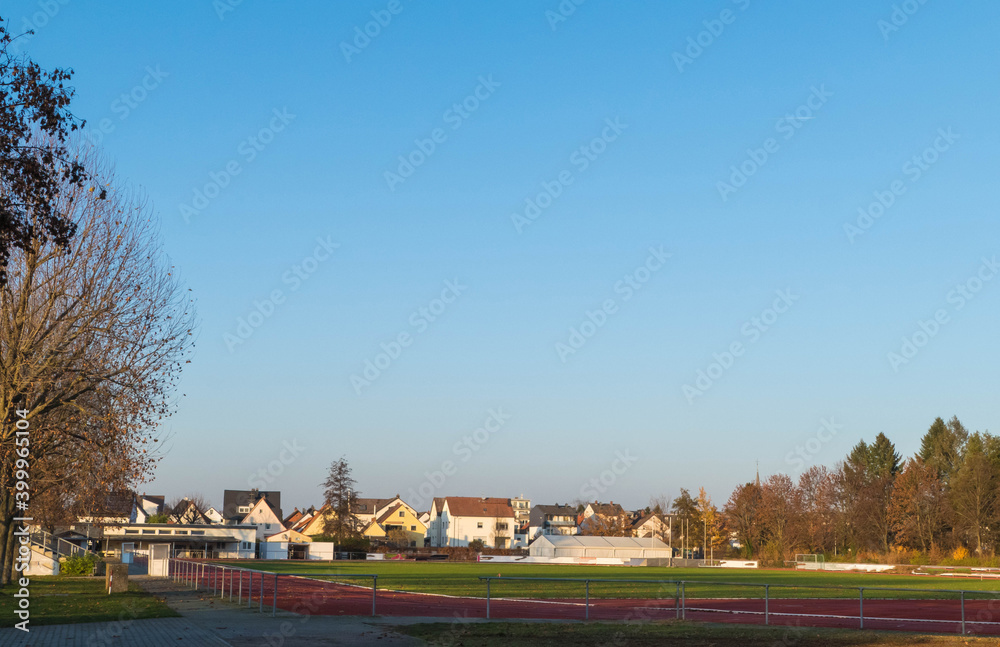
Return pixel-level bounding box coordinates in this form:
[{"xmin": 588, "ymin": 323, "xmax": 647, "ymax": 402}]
[
  {"xmin": 444, "ymin": 497, "xmax": 513, "ymax": 518},
  {"xmin": 353, "ymin": 498, "xmax": 389, "ymax": 514},
  {"xmin": 223, "ymin": 490, "xmax": 281, "ymax": 518},
  {"xmin": 632, "ymin": 512, "xmax": 667, "ymax": 529},
  {"xmin": 587, "ymin": 502, "xmax": 628, "ymax": 517},
  {"xmin": 376, "ymin": 504, "xmax": 405, "ymax": 524},
  {"xmin": 242, "ymin": 496, "xmax": 283, "ymax": 524}
]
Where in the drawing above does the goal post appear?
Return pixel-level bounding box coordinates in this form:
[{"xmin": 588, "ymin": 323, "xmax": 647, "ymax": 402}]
[{"xmin": 794, "ymin": 554, "xmax": 824, "ymax": 570}]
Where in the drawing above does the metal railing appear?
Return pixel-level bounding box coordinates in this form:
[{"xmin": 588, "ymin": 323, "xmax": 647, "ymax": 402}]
[
  {"xmin": 478, "ymin": 576, "xmax": 991, "ymax": 634},
  {"xmin": 29, "ymin": 529, "xmax": 93, "ymax": 560},
  {"xmin": 168, "ymin": 558, "xmax": 379, "ymax": 617}
]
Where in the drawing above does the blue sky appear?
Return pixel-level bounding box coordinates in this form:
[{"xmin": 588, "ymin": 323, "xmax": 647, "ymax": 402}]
[{"xmin": 7, "ymin": 0, "xmax": 1000, "ymax": 513}]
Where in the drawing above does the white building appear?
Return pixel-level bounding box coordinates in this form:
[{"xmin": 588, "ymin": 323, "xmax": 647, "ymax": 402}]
[
  {"xmin": 529, "ymin": 535, "xmax": 672, "ymax": 561},
  {"xmin": 241, "ymin": 496, "xmax": 286, "ymax": 541},
  {"xmin": 101, "ymin": 523, "xmax": 256, "ymax": 559},
  {"xmin": 427, "ymin": 497, "xmax": 516, "ymax": 548}
]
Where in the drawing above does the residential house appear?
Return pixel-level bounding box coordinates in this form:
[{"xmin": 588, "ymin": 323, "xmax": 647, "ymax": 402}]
[
  {"xmin": 528, "ymin": 504, "xmax": 579, "ymax": 540},
  {"xmin": 362, "ymin": 504, "xmax": 427, "ymax": 548},
  {"xmin": 169, "ymin": 499, "xmax": 211, "ymax": 525},
  {"xmin": 352, "ymin": 496, "xmax": 407, "ymax": 527},
  {"xmin": 223, "ymin": 489, "xmax": 282, "ymax": 521},
  {"xmin": 427, "ymin": 497, "xmax": 516, "ymax": 548},
  {"xmin": 298, "ymin": 505, "xmax": 332, "ymax": 537},
  {"xmin": 131, "ymin": 495, "xmax": 165, "ymax": 523},
  {"xmin": 580, "ymin": 502, "xmax": 632, "ymax": 535},
  {"xmin": 632, "ymin": 512, "xmax": 671, "ymax": 544},
  {"xmin": 511, "ymin": 496, "xmax": 531, "ymax": 548},
  {"xmin": 204, "ymin": 507, "xmax": 226, "ymax": 525},
  {"xmin": 241, "ymin": 496, "xmax": 286, "ymax": 541}
]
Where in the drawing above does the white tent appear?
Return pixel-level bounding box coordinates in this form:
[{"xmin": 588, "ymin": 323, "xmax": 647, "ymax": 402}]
[{"xmin": 529, "ymin": 535, "xmax": 672, "ymax": 560}]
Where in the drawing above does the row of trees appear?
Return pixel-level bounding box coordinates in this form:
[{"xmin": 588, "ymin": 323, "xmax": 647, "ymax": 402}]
[{"xmin": 722, "ymin": 417, "xmax": 1000, "ymax": 562}]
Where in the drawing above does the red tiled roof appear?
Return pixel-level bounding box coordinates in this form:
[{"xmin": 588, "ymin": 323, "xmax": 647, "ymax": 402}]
[{"xmin": 444, "ymin": 497, "xmax": 513, "ymax": 518}]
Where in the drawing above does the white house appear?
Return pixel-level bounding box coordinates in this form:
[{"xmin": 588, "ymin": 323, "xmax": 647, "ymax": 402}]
[
  {"xmin": 241, "ymin": 496, "xmax": 285, "ymax": 541},
  {"xmin": 427, "ymin": 497, "xmax": 516, "ymax": 548},
  {"xmin": 204, "ymin": 506, "xmax": 226, "ymax": 525},
  {"xmin": 528, "ymin": 504, "xmax": 579, "ymax": 540},
  {"xmin": 131, "ymin": 495, "xmax": 165, "ymax": 523}
]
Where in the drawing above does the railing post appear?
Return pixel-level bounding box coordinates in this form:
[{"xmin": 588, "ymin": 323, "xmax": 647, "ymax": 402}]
[
  {"xmin": 681, "ymin": 582, "xmax": 686, "ymax": 620},
  {"xmin": 272, "ymin": 574, "xmax": 278, "ymax": 617},
  {"xmin": 259, "ymin": 573, "xmax": 264, "ymax": 613},
  {"xmin": 214, "ymin": 566, "xmax": 218, "ymax": 594},
  {"xmin": 675, "ymin": 582, "xmax": 680, "ymax": 619},
  {"xmin": 372, "ymin": 575, "xmax": 377, "ymax": 617},
  {"xmin": 238, "ymin": 570, "xmax": 243, "ymax": 604},
  {"xmin": 961, "ymin": 590, "xmax": 966, "ymax": 635},
  {"xmin": 585, "ymin": 580, "xmax": 590, "ymax": 621},
  {"xmin": 486, "ymin": 578, "xmax": 491, "ymax": 619},
  {"xmin": 230, "ymin": 569, "xmax": 234, "ymax": 602},
  {"xmin": 248, "ymin": 570, "xmax": 253, "ymax": 608},
  {"xmin": 859, "ymin": 588, "xmax": 864, "ymax": 630}
]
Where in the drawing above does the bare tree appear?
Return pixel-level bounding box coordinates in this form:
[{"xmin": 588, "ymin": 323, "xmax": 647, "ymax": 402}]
[{"xmin": 0, "ymin": 142, "xmax": 194, "ymax": 582}]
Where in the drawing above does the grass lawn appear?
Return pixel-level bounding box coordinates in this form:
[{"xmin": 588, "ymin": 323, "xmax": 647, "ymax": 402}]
[
  {"xmin": 397, "ymin": 621, "xmax": 1000, "ymax": 646},
  {"xmin": 0, "ymin": 577, "xmax": 178, "ymax": 627},
  {"xmin": 211, "ymin": 560, "xmax": 1000, "ymax": 601}
]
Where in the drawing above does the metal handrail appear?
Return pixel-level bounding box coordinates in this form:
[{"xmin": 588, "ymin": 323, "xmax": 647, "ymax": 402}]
[
  {"xmin": 29, "ymin": 529, "xmax": 95, "ymax": 560},
  {"xmin": 167, "ymin": 558, "xmax": 379, "ymax": 617}
]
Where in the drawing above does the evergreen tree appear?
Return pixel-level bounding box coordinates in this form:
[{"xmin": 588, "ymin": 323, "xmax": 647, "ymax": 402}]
[
  {"xmin": 918, "ymin": 416, "xmax": 968, "ymax": 483},
  {"xmin": 321, "ymin": 456, "xmax": 362, "ymax": 542}
]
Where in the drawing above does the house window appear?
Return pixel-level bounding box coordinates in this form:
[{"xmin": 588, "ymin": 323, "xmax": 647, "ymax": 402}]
[
  {"xmin": 399, "ymin": 511, "xmax": 404, "ymax": 517},
  {"xmin": 477, "ymin": 522, "xmax": 483, "ymax": 529},
  {"xmin": 411, "ymin": 525, "xmax": 416, "ymax": 531},
  {"xmin": 265, "ymin": 523, "xmax": 271, "ymax": 529},
  {"xmin": 238, "ymin": 506, "xmax": 250, "ymax": 514}
]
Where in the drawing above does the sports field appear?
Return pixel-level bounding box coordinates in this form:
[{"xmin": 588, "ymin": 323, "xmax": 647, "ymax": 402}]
[
  {"xmin": 213, "ymin": 560, "xmax": 1000, "ymax": 600},
  {"xmin": 189, "ymin": 560, "xmax": 1000, "ymax": 633}
]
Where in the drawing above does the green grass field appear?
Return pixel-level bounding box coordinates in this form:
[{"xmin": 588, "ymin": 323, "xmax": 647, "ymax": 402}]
[
  {"xmin": 0, "ymin": 577, "xmax": 178, "ymax": 627},
  {"xmin": 398, "ymin": 622, "xmax": 1000, "ymax": 646},
  {"xmin": 211, "ymin": 560, "xmax": 1000, "ymax": 601}
]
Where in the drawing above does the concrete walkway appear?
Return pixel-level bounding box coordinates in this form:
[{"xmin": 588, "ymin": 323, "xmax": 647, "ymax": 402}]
[{"xmin": 0, "ymin": 577, "xmax": 423, "ymax": 647}]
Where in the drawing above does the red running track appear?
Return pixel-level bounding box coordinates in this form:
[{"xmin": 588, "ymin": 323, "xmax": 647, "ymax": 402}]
[{"xmin": 174, "ymin": 565, "xmax": 1000, "ymax": 636}]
